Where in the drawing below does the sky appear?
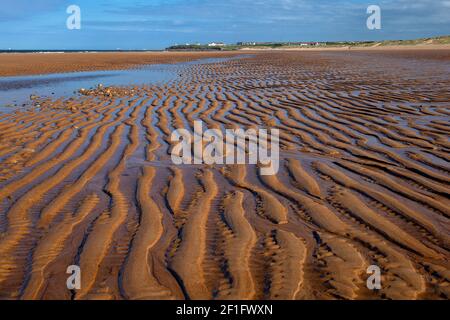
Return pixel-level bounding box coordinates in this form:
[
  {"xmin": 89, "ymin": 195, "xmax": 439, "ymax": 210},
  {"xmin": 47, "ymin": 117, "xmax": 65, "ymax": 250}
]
[{"xmin": 1, "ymin": 0, "xmax": 450, "ymax": 50}]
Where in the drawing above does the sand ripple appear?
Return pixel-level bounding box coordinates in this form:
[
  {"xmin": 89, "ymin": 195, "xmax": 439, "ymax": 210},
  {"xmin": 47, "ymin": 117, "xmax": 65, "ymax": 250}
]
[{"xmin": 0, "ymin": 51, "xmax": 449, "ymax": 300}]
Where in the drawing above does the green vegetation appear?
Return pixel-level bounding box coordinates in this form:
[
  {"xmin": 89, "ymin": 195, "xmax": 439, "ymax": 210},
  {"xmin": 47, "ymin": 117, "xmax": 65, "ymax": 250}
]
[
  {"xmin": 166, "ymin": 35, "xmax": 450, "ymax": 51},
  {"xmin": 378, "ymin": 35, "xmax": 450, "ymax": 46},
  {"xmin": 166, "ymin": 44, "xmax": 223, "ymax": 51}
]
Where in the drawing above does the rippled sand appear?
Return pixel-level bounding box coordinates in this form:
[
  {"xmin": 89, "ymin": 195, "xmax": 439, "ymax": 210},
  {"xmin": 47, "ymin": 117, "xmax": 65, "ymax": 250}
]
[{"xmin": 0, "ymin": 50, "xmax": 449, "ymax": 300}]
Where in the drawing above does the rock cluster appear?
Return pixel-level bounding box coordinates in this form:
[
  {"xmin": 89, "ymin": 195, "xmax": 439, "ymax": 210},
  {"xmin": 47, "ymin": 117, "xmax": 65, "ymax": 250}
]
[{"xmin": 78, "ymin": 84, "xmax": 136, "ymax": 97}]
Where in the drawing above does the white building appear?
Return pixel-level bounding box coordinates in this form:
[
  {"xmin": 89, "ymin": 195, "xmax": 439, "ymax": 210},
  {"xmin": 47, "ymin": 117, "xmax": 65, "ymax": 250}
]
[{"xmin": 208, "ymin": 42, "xmax": 225, "ymax": 47}]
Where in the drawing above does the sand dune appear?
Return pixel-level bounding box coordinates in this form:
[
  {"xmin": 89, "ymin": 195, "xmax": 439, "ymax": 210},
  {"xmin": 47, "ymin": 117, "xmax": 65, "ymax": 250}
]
[{"xmin": 0, "ymin": 50, "xmax": 449, "ymax": 300}]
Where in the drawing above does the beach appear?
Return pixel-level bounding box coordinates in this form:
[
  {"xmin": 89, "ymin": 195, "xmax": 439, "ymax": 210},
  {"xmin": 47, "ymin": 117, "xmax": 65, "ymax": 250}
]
[
  {"xmin": 0, "ymin": 51, "xmax": 244, "ymax": 77},
  {"xmin": 0, "ymin": 49, "xmax": 449, "ymax": 300}
]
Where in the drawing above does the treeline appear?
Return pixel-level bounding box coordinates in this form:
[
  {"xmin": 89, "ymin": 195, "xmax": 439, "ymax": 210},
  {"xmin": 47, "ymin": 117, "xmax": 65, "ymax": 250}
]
[{"xmin": 166, "ymin": 45, "xmax": 224, "ymax": 51}]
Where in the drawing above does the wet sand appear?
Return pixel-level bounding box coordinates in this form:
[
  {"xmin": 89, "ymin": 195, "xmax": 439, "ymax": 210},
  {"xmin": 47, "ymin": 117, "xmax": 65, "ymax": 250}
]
[
  {"xmin": 0, "ymin": 50, "xmax": 449, "ymax": 300},
  {"xmin": 0, "ymin": 51, "xmax": 244, "ymax": 77}
]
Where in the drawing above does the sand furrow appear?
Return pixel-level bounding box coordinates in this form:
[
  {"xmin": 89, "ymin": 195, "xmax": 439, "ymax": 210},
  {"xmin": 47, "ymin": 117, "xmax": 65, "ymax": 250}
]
[
  {"xmin": 218, "ymin": 191, "xmax": 257, "ymax": 299},
  {"xmin": 224, "ymin": 165, "xmax": 288, "ymax": 225},
  {"xmin": 122, "ymin": 167, "xmax": 174, "ymax": 299},
  {"xmin": 170, "ymin": 169, "xmax": 218, "ymax": 299},
  {"xmin": 21, "ymin": 194, "xmax": 100, "ymax": 299},
  {"xmin": 314, "ymin": 161, "xmax": 450, "ymax": 247}
]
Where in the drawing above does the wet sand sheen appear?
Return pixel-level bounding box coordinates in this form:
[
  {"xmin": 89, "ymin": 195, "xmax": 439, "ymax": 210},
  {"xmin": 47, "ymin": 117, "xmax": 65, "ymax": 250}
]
[{"xmin": 0, "ymin": 50, "xmax": 449, "ymax": 300}]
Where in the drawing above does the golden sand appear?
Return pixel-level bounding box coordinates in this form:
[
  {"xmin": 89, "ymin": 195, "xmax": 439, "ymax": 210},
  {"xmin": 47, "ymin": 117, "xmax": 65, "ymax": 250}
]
[{"xmin": 0, "ymin": 50, "xmax": 449, "ymax": 300}]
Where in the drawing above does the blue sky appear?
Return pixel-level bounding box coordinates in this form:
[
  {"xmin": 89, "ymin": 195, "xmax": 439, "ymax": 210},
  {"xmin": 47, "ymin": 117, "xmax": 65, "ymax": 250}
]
[{"xmin": 1, "ymin": 0, "xmax": 450, "ymax": 49}]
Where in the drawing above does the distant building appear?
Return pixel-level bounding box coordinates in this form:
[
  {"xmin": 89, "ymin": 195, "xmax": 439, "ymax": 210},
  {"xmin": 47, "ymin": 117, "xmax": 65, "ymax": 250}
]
[
  {"xmin": 296, "ymin": 42, "xmax": 321, "ymax": 46},
  {"xmin": 237, "ymin": 42, "xmax": 257, "ymax": 46},
  {"xmin": 236, "ymin": 41, "xmax": 322, "ymax": 47},
  {"xmin": 208, "ymin": 42, "xmax": 225, "ymax": 47}
]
